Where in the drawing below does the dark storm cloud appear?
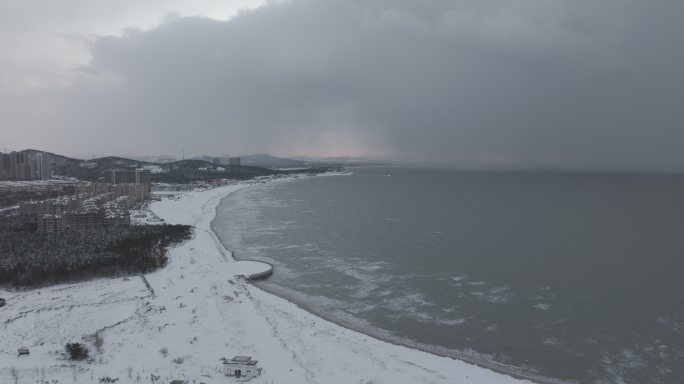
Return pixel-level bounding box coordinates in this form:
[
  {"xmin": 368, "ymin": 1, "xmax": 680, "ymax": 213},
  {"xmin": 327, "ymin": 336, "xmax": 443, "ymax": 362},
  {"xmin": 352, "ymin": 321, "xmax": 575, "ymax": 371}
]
[{"xmin": 4, "ymin": 0, "xmax": 684, "ymax": 169}]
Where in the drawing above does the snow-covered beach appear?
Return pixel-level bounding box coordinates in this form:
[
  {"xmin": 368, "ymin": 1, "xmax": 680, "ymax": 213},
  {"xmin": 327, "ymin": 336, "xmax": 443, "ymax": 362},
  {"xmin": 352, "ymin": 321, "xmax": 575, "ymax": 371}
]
[{"xmin": 0, "ymin": 178, "xmax": 532, "ymax": 384}]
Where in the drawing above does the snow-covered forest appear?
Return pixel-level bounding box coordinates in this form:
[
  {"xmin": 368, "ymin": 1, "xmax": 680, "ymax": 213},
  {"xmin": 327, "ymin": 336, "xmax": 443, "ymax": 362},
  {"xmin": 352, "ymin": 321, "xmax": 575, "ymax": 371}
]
[{"xmin": 0, "ymin": 224, "xmax": 192, "ymax": 288}]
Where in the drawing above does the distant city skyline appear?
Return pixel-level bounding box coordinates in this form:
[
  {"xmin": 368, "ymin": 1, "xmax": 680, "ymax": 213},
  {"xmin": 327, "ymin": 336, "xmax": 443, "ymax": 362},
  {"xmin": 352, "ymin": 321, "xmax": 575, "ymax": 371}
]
[
  {"xmin": 0, "ymin": 147, "xmax": 390, "ymax": 164},
  {"xmin": 2, "ymin": 1, "xmax": 684, "ymax": 171}
]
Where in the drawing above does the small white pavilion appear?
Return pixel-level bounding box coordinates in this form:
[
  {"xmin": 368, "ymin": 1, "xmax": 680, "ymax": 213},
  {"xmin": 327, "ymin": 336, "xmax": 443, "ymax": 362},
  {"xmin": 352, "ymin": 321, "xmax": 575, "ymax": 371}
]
[{"xmin": 223, "ymin": 356, "xmax": 261, "ymax": 381}]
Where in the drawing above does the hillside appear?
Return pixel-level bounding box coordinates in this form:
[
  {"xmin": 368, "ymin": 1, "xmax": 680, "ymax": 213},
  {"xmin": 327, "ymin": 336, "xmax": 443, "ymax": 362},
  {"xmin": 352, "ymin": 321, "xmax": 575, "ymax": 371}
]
[
  {"xmin": 154, "ymin": 159, "xmax": 277, "ymax": 183},
  {"xmin": 4, "ymin": 150, "xmax": 335, "ymax": 185},
  {"xmin": 240, "ymin": 154, "xmax": 307, "ymax": 168},
  {"xmin": 12, "ymin": 150, "xmax": 280, "ymax": 182}
]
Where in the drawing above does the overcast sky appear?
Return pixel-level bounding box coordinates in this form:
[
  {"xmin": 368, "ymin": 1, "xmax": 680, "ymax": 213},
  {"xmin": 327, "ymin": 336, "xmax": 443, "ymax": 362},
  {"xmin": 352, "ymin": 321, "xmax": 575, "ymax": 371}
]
[{"xmin": 1, "ymin": 0, "xmax": 683, "ymax": 170}]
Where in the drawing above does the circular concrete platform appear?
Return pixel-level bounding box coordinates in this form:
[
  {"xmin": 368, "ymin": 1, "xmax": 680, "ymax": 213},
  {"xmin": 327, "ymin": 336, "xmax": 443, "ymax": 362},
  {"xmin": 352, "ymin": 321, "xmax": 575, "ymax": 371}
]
[{"xmin": 232, "ymin": 260, "xmax": 273, "ymax": 280}]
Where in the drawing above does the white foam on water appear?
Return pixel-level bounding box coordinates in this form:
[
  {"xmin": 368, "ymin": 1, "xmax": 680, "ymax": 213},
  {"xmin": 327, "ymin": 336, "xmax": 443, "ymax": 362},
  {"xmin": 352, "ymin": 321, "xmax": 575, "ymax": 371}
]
[
  {"xmin": 467, "ymin": 281, "xmax": 486, "ymax": 286},
  {"xmin": 655, "ymin": 315, "xmax": 683, "ymax": 332},
  {"xmin": 487, "ymin": 295, "xmax": 510, "ymax": 305},
  {"xmin": 436, "ymin": 317, "xmax": 468, "ymax": 326},
  {"xmin": 379, "ymin": 292, "xmax": 438, "ymax": 323},
  {"xmin": 356, "ymin": 261, "xmax": 390, "ymax": 272},
  {"xmin": 490, "ymin": 286, "xmax": 510, "ymax": 294},
  {"xmin": 315, "ymin": 257, "xmax": 395, "ymax": 300}
]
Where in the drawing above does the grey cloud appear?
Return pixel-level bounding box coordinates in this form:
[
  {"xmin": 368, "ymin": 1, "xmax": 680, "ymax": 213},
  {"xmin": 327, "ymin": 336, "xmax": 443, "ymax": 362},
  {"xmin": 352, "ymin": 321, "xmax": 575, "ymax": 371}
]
[{"xmin": 3, "ymin": 0, "xmax": 684, "ymax": 170}]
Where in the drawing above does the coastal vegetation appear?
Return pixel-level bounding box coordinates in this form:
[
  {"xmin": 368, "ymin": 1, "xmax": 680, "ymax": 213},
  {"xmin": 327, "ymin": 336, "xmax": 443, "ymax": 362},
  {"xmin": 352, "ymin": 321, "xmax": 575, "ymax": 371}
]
[
  {"xmin": 0, "ymin": 224, "xmax": 192, "ymax": 288},
  {"xmin": 150, "ymin": 161, "xmax": 276, "ymax": 183}
]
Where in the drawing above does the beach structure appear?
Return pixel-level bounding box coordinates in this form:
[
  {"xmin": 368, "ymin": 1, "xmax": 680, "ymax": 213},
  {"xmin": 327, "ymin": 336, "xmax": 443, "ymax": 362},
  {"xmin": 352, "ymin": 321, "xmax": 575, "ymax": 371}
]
[{"xmin": 223, "ymin": 356, "xmax": 260, "ymax": 380}]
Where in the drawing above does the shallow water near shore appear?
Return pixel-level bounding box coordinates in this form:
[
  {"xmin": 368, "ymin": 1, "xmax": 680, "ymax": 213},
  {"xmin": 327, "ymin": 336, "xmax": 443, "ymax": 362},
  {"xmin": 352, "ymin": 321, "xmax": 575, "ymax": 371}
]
[{"xmin": 212, "ymin": 167, "xmax": 684, "ymax": 383}]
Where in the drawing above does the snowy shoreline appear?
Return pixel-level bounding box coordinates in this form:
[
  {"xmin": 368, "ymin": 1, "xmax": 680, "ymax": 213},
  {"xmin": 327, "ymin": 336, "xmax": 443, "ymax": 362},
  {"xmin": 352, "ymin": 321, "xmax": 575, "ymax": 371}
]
[
  {"xmin": 212, "ymin": 176, "xmax": 561, "ymax": 384},
  {"xmin": 0, "ymin": 176, "xmax": 532, "ymax": 384}
]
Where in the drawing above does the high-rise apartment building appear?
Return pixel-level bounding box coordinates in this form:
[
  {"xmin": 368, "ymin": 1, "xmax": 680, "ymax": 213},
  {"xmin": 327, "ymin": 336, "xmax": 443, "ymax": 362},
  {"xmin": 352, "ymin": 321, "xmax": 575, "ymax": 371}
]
[
  {"xmin": 0, "ymin": 151, "xmax": 53, "ymax": 180},
  {"xmin": 36, "ymin": 152, "xmax": 52, "ymax": 180},
  {"xmin": 0, "ymin": 152, "xmax": 12, "ymax": 179}
]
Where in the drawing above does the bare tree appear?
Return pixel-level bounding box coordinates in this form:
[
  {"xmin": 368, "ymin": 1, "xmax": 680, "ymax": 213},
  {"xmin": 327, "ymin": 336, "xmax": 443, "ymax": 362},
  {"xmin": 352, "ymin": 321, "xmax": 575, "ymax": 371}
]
[
  {"xmin": 10, "ymin": 366, "xmax": 19, "ymax": 384},
  {"xmin": 94, "ymin": 332, "xmax": 104, "ymax": 353}
]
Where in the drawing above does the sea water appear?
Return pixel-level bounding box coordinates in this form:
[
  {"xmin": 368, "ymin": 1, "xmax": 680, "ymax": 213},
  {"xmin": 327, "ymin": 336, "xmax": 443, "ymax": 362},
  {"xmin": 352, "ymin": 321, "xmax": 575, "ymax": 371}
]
[{"xmin": 212, "ymin": 167, "xmax": 684, "ymax": 383}]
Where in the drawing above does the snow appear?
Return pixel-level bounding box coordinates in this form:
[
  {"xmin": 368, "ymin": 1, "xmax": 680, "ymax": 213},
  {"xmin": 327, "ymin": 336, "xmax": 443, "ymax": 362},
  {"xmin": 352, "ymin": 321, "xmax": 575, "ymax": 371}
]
[
  {"xmin": 0, "ymin": 179, "xmax": 82, "ymax": 188},
  {"xmin": 129, "ymin": 203, "xmax": 165, "ymax": 225},
  {"xmin": 0, "ymin": 178, "xmax": 532, "ymax": 384},
  {"xmin": 0, "ymin": 205, "xmax": 18, "ymax": 213},
  {"xmin": 140, "ymin": 165, "xmax": 168, "ymax": 174}
]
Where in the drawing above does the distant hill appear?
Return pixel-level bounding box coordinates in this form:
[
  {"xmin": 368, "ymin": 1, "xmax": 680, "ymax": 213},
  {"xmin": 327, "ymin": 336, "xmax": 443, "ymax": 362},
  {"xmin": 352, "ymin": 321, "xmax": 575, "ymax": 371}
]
[
  {"xmin": 8, "ymin": 149, "xmax": 335, "ymax": 183},
  {"xmin": 189, "ymin": 155, "xmax": 221, "ymax": 164},
  {"xmin": 189, "ymin": 153, "xmax": 308, "ymax": 169},
  {"xmin": 42, "ymin": 155, "xmax": 153, "ymax": 181},
  {"xmin": 127, "ymin": 155, "xmax": 177, "ymax": 164},
  {"xmin": 293, "ymin": 155, "xmax": 382, "ymax": 167},
  {"xmin": 10, "ymin": 150, "xmax": 276, "ymax": 182},
  {"xmin": 87, "ymin": 156, "xmax": 152, "ymax": 168},
  {"xmin": 21, "ymin": 149, "xmax": 82, "ymax": 167},
  {"xmin": 240, "ymin": 154, "xmax": 307, "ymax": 168},
  {"xmin": 152, "ymin": 159, "xmax": 278, "ymax": 183}
]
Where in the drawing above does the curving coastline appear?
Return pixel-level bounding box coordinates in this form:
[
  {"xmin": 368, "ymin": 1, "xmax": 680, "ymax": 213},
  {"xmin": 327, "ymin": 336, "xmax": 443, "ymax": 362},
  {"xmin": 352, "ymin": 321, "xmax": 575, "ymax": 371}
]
[
  {"xmin": 208, "ymin": 176, "xmax": 556, "ymax": 384},
  {"xmin": 0, "ymin": 177, "xmax": 534, "ymax": 383}
]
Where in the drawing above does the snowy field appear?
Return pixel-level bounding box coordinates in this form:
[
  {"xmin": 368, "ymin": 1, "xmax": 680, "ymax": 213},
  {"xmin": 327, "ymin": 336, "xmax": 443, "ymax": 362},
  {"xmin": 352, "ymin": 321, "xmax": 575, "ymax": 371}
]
[{"xmin": 0, "ymin": 179, "xmax": 531, "ymax": 384}]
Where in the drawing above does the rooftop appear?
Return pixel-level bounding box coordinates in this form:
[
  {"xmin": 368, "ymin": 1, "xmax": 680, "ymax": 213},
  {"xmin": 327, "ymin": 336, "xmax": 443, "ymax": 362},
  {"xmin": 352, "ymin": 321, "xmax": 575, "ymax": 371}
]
[{"xmin": 225, "ymin": 355, "xmax": 258, "ymax": 365}]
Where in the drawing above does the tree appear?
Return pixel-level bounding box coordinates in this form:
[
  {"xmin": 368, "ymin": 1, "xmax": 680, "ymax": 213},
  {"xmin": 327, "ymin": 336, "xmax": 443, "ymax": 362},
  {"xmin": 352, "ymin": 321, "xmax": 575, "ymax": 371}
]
[
  {"xmin": 66, "ymin": 342, "xmax": 89, "ymax": 360},
  {"xmin": 94, "ymin": 332, "xmax": 104, "ymax": 353}
]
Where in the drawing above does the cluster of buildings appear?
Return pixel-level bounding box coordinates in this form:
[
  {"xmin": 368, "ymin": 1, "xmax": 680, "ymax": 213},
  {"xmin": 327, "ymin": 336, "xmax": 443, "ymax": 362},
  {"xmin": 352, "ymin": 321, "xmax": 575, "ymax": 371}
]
[
  {"xmin": 103, "ymin": 168, "xmax": 152, "ymax": 184},
  {"xmin": 0, "ymin": 151, "xmax": 52, "ymax": 180},
  {"xmin": 18, "ymin": 169, "xmax": 151, "ymax": 233}
]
